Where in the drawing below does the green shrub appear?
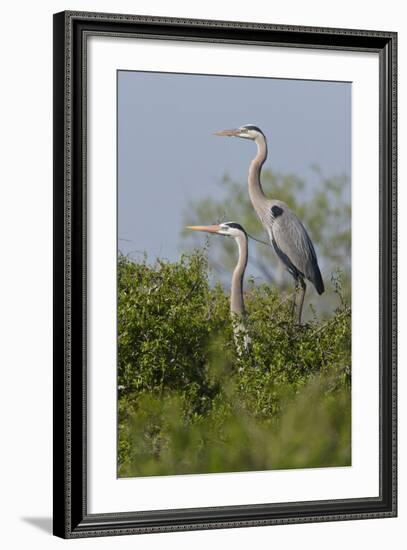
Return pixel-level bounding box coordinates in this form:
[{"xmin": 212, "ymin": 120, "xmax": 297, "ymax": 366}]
[{"xmin": 118, "ymin": 250, "xmax": 351, "ymax": 477}]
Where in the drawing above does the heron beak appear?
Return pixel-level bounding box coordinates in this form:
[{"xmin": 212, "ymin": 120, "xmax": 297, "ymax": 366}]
[
  {"xmin": 213, "ymin": 129, "xmax": 239, "ymax": 137},
  {"xmin": 187, "ymin": 224, "xmax": 221, "ymax": 234}
]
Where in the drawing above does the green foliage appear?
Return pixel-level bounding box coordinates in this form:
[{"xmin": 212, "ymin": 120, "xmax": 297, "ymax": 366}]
[{"xmin": 118, "ymin": 251, "xmax": 351, "ymax": 478}]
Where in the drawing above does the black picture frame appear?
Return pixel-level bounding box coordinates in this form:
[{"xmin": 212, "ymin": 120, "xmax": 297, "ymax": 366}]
[{"xmin": 53, "ymin": 10, "xmax": 397, "ymax": 539}]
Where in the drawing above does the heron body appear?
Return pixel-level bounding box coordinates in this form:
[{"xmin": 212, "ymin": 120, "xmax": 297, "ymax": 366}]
[
  {"xmin": 187, "ymin": 222, "xmax": 251, "ymax": 353},
  {"xmin": 215, "ymin": 125, "xmax": 324, "ymax": 323}
]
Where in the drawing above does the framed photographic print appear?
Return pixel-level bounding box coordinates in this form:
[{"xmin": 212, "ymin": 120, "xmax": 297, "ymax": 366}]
[{"xmin": 53, "ymin": 11, "xmax": 397, "ymax": 538}]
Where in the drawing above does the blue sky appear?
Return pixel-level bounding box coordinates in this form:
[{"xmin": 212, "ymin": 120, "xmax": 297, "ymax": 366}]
[{"xmin": 118, "ymin": 70, "xmax": 351, "ymax": 264}]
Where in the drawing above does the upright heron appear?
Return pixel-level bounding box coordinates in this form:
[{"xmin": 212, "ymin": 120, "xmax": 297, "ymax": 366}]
[
  {"xmin": 187, "ymin": 222, "xmax": 251, "ymax": 353},
  {"xmin": 215, "ymin": 125, "xmax": 324, "ymax": 323}
]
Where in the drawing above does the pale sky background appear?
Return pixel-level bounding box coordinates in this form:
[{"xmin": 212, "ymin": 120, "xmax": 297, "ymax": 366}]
[{"xmin": 118, "ymin": 70, "xmax": 351, "ymax": 271}]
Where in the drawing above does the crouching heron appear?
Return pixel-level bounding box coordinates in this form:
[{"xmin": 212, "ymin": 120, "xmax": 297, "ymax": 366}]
[{"xmin": 187, "ymin": 222, "xmax": 251, "ymax": 353}]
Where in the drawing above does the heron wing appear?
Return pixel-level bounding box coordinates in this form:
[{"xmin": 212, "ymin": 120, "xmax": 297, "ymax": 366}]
[{"xmin": 268, "ymin": 203, "xmax": 324, "ymax": 294}]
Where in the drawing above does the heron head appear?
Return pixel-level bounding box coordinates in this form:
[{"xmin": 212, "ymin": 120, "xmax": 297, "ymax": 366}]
[
  {"xmin": 214, "ymin": 124, "xmax": 265, "ymax": 141},
  {"xmin": 187, "ymin": 222, "xmax": 247, "ymax": 239}
]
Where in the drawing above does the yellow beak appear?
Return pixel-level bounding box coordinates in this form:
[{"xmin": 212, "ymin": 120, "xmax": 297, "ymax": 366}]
[
  {"xmin": 213, "ymin": 129, "xmax": 239, "ymax": 137},
  {"xmin": 186, "ymin": 224, "xmax": 221, "ymax": 234}
]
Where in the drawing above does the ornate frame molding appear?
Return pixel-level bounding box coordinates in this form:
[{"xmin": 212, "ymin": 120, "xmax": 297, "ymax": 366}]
[{"xmin": 53, "ymin": 11, "xmax": 397, "ymax": 538}]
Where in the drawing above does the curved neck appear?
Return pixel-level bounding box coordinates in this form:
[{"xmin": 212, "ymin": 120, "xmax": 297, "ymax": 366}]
[
  {"xmin": 230, "ymin": 234, "xmax": 248, "ymax": 317},
  {"xmin": 248, "ymin": 135, "xmax": 268, "ymax": 212}
]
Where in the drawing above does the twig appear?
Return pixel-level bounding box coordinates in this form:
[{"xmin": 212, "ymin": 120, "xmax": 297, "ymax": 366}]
[{"xmin": 311, "ymin": 308, "xmax": 350, "ymax": 337}]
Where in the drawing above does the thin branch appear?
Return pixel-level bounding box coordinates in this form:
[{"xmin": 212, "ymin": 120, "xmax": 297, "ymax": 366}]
[{"xmin": 311, "ymin": 308, "xmax": 350, "ymax": 337}]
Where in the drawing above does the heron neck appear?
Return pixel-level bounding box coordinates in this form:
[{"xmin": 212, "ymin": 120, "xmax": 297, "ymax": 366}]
[
  {"xmin": 230, "ymin": 234, "xmax": 248, "ymax": 317},
  {"xmin": 248, "ymin": 136, "xmax": 268, "ymax": 212}
]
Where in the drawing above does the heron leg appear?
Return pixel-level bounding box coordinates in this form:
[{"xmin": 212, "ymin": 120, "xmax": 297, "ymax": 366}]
[
  {"xmin": 297, "ymin": 278, "xmax": 306, "ymax": 324},
  {"xmin": 291, "ymin": 278, "xmax": 300, "ymax": 319}
]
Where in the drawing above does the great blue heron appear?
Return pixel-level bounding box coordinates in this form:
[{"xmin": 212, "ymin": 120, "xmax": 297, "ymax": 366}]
[
  {"xmin": 187, "ymin": 222, "xmax": 251, "ymax": 353},
  {"xmin": 215, "ymin": 125, "xmax": 324, "ymax": 323}
]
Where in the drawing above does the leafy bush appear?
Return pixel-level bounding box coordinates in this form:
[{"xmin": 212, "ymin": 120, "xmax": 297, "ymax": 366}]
[{"xmin": 118, "ymin": 250, "xmax": 351, "ymax": 477}]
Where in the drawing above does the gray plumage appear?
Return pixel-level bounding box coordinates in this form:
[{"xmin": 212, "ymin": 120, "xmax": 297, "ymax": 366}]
[
  {"xmin": 266, "ymin": 199, "xmax": 324, "ymax": 295},
  {"xmin": 215, "ymin": 124, "xmax": 324, "ymax": 323}
]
